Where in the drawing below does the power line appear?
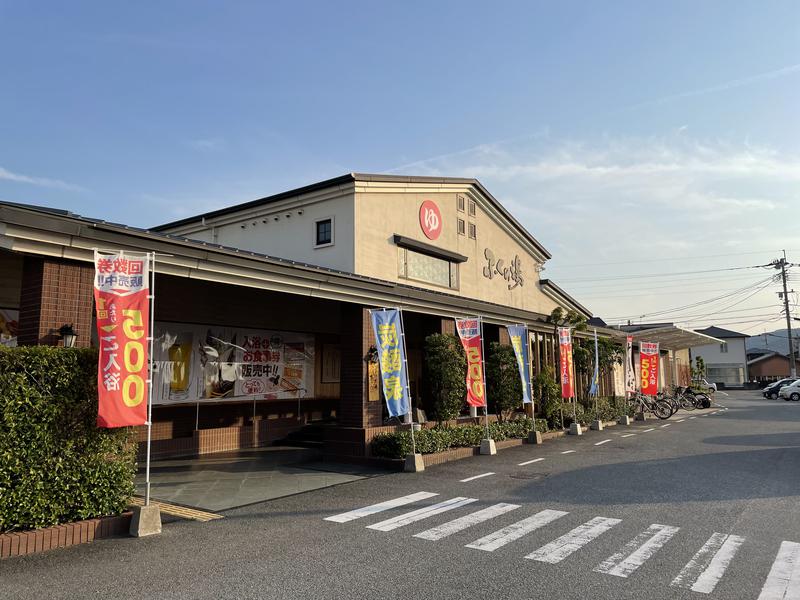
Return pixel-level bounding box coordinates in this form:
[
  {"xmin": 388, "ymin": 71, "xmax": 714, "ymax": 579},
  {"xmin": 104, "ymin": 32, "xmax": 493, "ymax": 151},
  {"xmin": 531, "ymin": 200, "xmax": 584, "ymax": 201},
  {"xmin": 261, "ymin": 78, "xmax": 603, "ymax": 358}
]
[
  {"xmin": 553, "ymin": 249, "xmax": 785, "ymax": 269},
  {"xmin": 570, "ymin": 273, "xmax": 770, "ymax": 293},
  {"xmin": 557, "ymin": 264, "xmax": 769, "ymax": 283},
  {"xmin": 603, "ymin": 275, "xmax": 777, "ymax": 320}
]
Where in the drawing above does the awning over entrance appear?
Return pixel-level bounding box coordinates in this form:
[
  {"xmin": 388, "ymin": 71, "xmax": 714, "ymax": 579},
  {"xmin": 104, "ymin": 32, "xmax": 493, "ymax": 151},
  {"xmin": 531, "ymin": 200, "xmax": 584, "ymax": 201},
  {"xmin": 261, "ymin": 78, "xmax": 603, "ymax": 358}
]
[{"xmin": 626, "ymin": 325, "xmax": 725, "ymax": 351}]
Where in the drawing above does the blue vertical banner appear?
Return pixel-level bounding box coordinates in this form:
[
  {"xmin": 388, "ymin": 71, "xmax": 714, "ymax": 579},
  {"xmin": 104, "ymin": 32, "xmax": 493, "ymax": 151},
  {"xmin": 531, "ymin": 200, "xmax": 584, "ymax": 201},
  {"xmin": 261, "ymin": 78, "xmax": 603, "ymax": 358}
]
[
  {"xmin": 507, "ymin": 324, "xmax": 532, "ymax": 405},
  {"xmin": 369, "ymin": 308, "xmax": 411, "ymax": 418},
  {"xmin": 589, "ymin": 328, "xmax": 600, "ymax": 397}
]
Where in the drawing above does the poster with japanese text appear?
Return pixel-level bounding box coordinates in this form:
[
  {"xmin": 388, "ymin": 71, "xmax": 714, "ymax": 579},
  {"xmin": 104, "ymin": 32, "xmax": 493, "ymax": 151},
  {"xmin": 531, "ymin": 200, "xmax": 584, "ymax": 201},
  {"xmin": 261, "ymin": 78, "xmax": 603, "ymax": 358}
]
[
  {"xmin": 94, "ymin": 250, "xmax": 150, "ymax": 428},
  {"xmin": 625, "ymin": 336, "xmax": 636, "ymax": 395},
  {"xmin": 151, "ymin": 322, "xmax": 314, "ymax": 405},
  {"xmin": 455, "ymin": 317, "xmax": 487, "ymax": 408},
  {"xmin": 369, "ymin": 309, "xmax": 410, "ymax": 418},
  {"xmin": 558, "ymin": 327, "xmax": 574, "ymax": 399},
  {"xmin": 640, "ymin": 341, "xmax": 660, "ymax": 395}
]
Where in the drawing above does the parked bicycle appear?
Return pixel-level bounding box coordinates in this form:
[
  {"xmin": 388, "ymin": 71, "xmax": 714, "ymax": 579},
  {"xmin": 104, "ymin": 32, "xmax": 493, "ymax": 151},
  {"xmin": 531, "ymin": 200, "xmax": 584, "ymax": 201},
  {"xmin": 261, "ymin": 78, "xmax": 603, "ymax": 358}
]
[{"xmin": 628, "ymin": 391, "xmax": 673, "ymax": 419}]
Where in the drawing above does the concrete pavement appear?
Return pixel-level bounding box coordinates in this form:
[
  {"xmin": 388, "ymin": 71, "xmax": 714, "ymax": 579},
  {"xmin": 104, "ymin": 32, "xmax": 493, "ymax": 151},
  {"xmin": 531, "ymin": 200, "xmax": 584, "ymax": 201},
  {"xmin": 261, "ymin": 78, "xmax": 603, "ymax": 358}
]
[{"xmin": 3, "ymin": 390, "xmax": 800, "ymax": 600}]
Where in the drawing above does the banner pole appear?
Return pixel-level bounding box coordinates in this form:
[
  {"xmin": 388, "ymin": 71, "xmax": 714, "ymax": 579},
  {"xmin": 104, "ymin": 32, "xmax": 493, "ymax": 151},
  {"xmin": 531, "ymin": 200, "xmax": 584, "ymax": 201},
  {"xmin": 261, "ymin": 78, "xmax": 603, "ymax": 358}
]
[
  {"xmin": 480, "ymin": 316, "xmax": 489, "ymax": 439},
  {"xmin": 145, "ymin": 251, "xmax": 155, "ymax": 507},
  {"xmin": 397, "ymin": 308, "xmax": 416, "ymax": 455}
]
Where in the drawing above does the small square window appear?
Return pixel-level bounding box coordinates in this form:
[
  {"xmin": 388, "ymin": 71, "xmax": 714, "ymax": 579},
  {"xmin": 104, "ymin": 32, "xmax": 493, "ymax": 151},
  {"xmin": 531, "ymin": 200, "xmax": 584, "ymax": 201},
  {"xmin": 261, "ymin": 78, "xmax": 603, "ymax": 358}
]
[
  {"xmin": 457, "ymin": 195, "xmax": 465, "ymax": 212},
  {"xmin": 457, "ymin": 218, "xmax": 465, "ymax": 235},
  {"xmin": 468, "ymin": 223, "xmax": 476, "ymax": 239},
  {"xmin": 315, "ymin": 218, "xmax": 332, "ymax": 246},
  {"xmin": 468, "ymin": 200, "xmax": 476, "ymax": 216}
]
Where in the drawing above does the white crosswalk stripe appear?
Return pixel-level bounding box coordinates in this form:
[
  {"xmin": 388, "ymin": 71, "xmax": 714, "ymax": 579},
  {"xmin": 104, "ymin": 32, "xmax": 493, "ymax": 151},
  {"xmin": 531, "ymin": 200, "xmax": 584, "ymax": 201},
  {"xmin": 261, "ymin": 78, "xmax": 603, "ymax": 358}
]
[
  {"xmin": 594, "ymin": 524, "xmax": 680, "ymax": 578},
  {"xmin": 671, "ymin": 532, "xmax": 745, "ymax": 594},
  {"xmin": 367, "ymin": 497, "xmax": 477, "ymax": 532},
  {"xmin": 414, "ymin": 503, "xmax": 521, "ymax": 541},
  {"xmin": 466, "ymin": 509, "xmax": 568, "ymax": 552},
  {"xmin": 757, "ymin": 541, "xmax": 800, "ymax": 600},
  {"xmin": 324, "ymin": 491, "xmax": 438, "ymax": 523},
  {"xmin": 526, "ymin": 516, "xmax": 622, "ymax": 564}
]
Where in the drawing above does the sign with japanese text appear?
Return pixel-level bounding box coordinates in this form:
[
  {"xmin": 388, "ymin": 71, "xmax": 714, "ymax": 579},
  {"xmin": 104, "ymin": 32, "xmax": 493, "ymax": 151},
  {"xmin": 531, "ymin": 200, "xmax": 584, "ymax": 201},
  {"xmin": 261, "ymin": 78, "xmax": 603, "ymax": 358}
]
[
  {"xmin": 507, "ymin": 324, "xmax": 532, "ymax": 405},
  {"xmin": 94, "ymin": 250, "xmax": 150, "ymax": 428},
  {"xmin": 370, "ymin": 309, "xmax": 411, "ymax": 417},
  {"xmin": 482, "ymin": 249, "xmax": 524, "ymax": 289},
  {"xmin": 455, "ymin": 317, "xmax": 487, "ymax": 408},
  {"xmin": 640, "ymin": 341, "xmax": 660, "ymax": 395},
  {"xmin": 151, "ymin": 323, "xmax": 314, "ymax": 404},
  {"xmin": 419, "ymin": 200, "xmax": 442, "ymax": 240},
  {"xmin": 558, "ymin": 327, "xmax": 574, "ymax": 399},
  {"xmin": 625, "ymin": 336, "xmax": 636, "ymax": 395}
]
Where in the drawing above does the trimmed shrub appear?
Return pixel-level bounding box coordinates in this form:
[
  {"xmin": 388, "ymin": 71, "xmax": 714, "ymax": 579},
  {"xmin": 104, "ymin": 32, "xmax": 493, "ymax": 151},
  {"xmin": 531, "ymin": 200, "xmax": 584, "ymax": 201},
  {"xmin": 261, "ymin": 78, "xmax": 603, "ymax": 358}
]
[
  {"xmin": 486, "ymin": 342, "xmax": 523, "ymax": 421},
  {"xmin": 423, "ymin": 334, "xmax": 467, "ymax": 423},
  {"xmin": 370, "ymin": 417, "xmax": 549, "ymax": 459},
  {"xmin": 0, "ymin": 346, "xmax": 137, "ymax": 532}
]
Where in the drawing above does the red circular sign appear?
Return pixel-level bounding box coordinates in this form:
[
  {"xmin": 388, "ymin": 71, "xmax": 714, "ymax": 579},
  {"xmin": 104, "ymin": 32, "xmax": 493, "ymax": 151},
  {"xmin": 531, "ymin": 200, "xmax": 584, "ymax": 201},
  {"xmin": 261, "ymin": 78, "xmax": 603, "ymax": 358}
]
[{"xmin": 419, "ymin": 200, "xmax": 442, "ymax": 240}]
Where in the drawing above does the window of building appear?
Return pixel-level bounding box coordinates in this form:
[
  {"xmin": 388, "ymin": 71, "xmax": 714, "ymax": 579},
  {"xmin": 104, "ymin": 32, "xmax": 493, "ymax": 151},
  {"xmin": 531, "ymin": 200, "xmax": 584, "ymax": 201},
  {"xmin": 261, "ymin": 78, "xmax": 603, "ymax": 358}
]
[
  {"xmin": 468, "ymin": 222, "xmax": 476, "ymax": 239},
  {"xmin": 468, "ymin": 200, "xmax": 476, "ymax": 216},
  {"xmin": 314, "ymin": 217, "xmax": 333, "ymax": 247},
  {"xmin": 398, "ymin": 247, "xmax": 458, "ymax": 289},
  {"xmin": 457, "ymin": 195, "xmax": 465, "ymax": 212},
  {"xmin": 720, "ymin": 344, "xmax": 728, "ymax": 353},
  {"xmin": 457, "ymin": 218, "xmax": 465, "ymax": 235}
]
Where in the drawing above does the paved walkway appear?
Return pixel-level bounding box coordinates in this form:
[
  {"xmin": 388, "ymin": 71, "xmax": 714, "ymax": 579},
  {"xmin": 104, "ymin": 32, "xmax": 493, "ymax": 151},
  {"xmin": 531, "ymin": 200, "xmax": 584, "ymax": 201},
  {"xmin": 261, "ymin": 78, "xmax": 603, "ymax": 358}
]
[{"xmin": 134, "ymin": 446, "xmax": 386, "ymax": 512}]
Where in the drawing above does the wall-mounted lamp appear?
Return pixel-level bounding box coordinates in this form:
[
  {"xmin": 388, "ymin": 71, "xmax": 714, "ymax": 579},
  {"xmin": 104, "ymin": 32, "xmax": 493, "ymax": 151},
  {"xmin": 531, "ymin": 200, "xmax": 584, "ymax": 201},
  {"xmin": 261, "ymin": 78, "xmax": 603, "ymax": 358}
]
[{"xmin": 58, "ymin": 324, "xmax": 77, "ymax": 348}]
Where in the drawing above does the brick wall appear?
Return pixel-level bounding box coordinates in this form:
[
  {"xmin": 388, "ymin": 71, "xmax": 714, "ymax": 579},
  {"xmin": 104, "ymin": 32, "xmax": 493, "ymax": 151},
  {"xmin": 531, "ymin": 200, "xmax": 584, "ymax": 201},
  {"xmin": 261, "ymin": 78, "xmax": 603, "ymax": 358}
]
[
  {"xmin": 17, "ymin": 257, "xmax": 94, "ymax": 347},
  {"xmin": 339, "ymin": 304, "xmax": 380, "ymax": 429}
]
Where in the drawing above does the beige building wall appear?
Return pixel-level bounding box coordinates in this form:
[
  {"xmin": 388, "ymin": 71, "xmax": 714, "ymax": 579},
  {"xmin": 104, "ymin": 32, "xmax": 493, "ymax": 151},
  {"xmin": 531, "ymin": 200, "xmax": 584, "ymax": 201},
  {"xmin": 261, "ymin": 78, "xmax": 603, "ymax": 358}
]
[{"xmin": 354, "ymin": 185, "xmax": 561, "ymax": 316}]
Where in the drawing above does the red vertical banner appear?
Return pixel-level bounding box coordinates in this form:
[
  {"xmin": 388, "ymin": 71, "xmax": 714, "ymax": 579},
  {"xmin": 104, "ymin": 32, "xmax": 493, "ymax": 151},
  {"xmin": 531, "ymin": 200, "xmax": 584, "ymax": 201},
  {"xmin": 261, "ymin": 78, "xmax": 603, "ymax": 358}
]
[
  {"xmin": 455, "ymin": 317, "xmax": 486, "ymax": 407},
  {"xmin": 558, "ymin": 327, "xmax": 574, "ymax": 399},
  {"xmin": 94, "ymin": 251, "xmax": 150, "ymax": 428},
  {"xmin": 640, "ymin": 341, "xmax": 660, "ymax": 395}
]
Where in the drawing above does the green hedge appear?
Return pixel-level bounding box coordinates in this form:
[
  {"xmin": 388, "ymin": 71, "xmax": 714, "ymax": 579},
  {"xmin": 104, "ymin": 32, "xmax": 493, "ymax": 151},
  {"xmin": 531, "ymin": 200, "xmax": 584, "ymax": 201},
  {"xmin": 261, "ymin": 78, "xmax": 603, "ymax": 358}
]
[
  {"xmin": 0, "ymin": 346, "xmax": 137, "ymax": 532},
  {"xmin": 371, "ymin": 417, "xmax": 549, "ymax": 459}
]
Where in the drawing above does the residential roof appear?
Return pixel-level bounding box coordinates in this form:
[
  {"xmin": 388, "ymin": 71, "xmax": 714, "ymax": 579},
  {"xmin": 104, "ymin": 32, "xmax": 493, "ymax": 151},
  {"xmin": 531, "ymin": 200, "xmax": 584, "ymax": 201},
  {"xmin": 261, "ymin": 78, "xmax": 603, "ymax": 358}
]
[
  {"xmin": 152, "ymin": 172, "xmax": 553, "ymax": 260},
  {"xmin": 695, "ymin": 326, "xmax": 750, "ymax": 339},
  {"xmin": 747, "ymin": 352, "xmax": 800, "ymax": 366}
]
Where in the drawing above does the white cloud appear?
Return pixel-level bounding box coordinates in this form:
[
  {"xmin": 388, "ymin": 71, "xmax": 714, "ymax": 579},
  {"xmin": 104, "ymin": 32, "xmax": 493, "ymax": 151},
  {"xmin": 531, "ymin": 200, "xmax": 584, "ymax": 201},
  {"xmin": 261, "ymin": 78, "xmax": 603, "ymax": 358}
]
[
  {"xmin": 0, "ymin": 166, "xmax": 85, "ymax": 192},
  {"xmin": 391, "ymin": 134, "xmax": 799, "ymax": 332}
]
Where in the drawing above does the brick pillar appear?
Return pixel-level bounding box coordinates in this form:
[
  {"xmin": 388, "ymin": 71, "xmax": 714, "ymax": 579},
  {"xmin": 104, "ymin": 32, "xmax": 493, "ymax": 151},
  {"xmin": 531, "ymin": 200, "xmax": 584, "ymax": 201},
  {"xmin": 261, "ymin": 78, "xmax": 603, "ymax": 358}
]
[
  {"xmin": 339, "ymin": 304, "xmax": 382, "ymax": 428},
  {"xmin": 17, "ymin": 257, "xmax": 94, "ymax": 347}
]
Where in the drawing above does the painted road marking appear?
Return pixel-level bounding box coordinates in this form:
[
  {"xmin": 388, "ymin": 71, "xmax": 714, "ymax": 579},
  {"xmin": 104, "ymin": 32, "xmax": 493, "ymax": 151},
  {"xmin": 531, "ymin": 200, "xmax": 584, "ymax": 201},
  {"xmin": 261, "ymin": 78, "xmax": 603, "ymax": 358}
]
[
  {"xmin": 518, "ymin": 458, "xmax": 545, "ymax": 466},
  {"xmin": 460, "ymin": 472, "xmax": 495, "ymax": 482},
  {"xmin": 414, "ymin": 503, "xmax": 520, "ymax": 541},
  {"xmin": 677, "ymin": 419, "xmax": 686, "ymax": 422},
  {"xmin": 757, "ymin": 541, "xmax": 800, "ymax": 600},
  {"xmin": 621, "ymin": 434, "xmax": 636, "ymax": 438},
  {"xmin": 671, "ymin": 532, "xmax": 745, "ymax": 594},
  {"xmin": 660, "ymin": 424, "xmax": 671, "ymax": 428},
  {"xmin": 643, "ymin": 428, "xmax": 655, "ymax": 433},
  {"xmin": 594, "ymin": 439, "xmax": 612, "ymax": 446},
  {"xmin": 129, "ymin": 497, "xmax": 223, "ymax": 522},
  {"xmin": 526, "ymin": 516, "xmax": 622, "ymax": 564},
  {"xmin": 466, "ymin": 509, "xmax": 568, "ymax": 552},
  {"xmin": 324, "ymin": 491, "xmax": 438, "ymax": 523},
  {"xmin": 690, "ymin": 416, "xmax": 698, "ymax": 419},
  {"xmin": 561, "ymin": 450, "xmax": 576, "ymax": 454},
  {"xmin": 594, "ymin": 524, "xmax": 680, "ymax": 578},
  {"xmin": 368, "ymin": 497, "xmax": 477, "ymax": 532}
]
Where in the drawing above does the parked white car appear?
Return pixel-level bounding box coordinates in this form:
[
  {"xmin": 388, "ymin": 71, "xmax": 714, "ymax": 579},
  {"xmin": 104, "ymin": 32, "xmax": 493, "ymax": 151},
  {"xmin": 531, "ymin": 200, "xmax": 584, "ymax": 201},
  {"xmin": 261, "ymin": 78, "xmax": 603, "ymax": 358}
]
[
  {"xmin": 778, "ymin": 380, "xmax": 800, "ymax": 401},
  {"xmin": 692, "ymin": 378, "xmax": 718, "ymax": 393}
]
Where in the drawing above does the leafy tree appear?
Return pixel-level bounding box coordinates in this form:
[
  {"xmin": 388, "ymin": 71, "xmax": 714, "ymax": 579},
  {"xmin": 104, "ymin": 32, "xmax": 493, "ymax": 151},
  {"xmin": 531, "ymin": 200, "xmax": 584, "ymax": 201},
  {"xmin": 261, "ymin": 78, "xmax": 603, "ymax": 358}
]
[
  {"xmin": 533, "ymin": 365, "xmax": 562, "ymax": 429},
  {"xmin": 692, "ymin": 356, "xmax": 707, "ymax": 380},
  {"xmin": 486, "ymin": 342, "xmax": 523, "ymax": 421},
  {"xmin": 423, "ymin": 333, "xmax": 466, "ymax": 424}
]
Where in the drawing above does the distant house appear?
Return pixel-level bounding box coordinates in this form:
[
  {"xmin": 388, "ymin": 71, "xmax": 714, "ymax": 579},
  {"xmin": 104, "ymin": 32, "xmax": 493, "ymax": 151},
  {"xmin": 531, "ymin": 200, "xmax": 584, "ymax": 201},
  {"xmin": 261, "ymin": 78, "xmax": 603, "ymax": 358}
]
[
  {"xmin": 747, "ymin": 352, "xmax": 800, "ymax": 382},
  {"xmin": 690, "ymin": 326, "xmax": 749, "ymax": 388}
]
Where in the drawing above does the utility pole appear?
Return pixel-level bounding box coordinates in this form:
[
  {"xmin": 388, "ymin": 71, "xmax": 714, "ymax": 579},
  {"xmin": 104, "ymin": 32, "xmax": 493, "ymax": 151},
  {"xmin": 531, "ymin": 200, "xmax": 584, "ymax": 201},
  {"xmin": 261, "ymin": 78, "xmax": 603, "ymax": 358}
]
[{"xmin": 774, "ymin": 251, "xmax": 797, "ymax": 377}]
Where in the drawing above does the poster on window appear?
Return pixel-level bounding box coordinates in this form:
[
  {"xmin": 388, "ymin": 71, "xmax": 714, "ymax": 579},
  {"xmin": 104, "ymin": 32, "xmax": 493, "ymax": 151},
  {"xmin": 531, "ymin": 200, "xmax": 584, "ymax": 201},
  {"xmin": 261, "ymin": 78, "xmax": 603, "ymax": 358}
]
[
  {"xmin": 151, "ymin": 322, "xmax": 314, "ymax": 405},
  {"xmin": 0, "ymin": 308, "xmax": 18, "ymax": 347}
]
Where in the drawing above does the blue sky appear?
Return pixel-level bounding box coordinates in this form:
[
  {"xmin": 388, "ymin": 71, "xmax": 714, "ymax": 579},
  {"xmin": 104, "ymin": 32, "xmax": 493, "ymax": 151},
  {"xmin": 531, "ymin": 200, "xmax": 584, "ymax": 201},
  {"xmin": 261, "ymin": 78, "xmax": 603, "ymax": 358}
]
[{"xmin": 1, "ymin": 1, "xmax": 798, "ymax": 333}]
